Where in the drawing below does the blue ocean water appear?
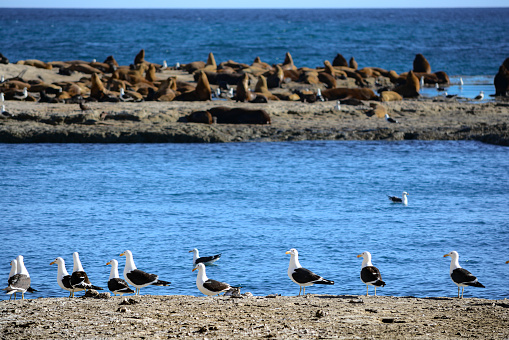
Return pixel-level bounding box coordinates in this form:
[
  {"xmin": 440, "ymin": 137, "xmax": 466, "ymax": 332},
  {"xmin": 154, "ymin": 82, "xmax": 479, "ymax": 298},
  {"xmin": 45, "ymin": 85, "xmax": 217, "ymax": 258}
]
[
  {"xmin": 1, "ymin": 141, "xmax": 508, "ymax": 300},
  {"xmin": 1, "ymin": 8, "xmax": 508, "ymax": 78}
]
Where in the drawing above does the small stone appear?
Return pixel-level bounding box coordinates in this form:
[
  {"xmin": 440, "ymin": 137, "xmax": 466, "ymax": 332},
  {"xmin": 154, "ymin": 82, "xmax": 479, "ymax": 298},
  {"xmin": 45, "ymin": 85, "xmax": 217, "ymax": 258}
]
[
  {"xmin": 84, "ymin": 290, "xmax": 99, "ymax": 298},
  {"xmin": 96, "ymin": 292, "xmax": 110, "ymax": 299},
  {"xmin": 117, "ymin": 307, "xmax": 129, "ymax": 313},
  {"xmin": 315, "ymin": 310, "xmax": 327, "ymax": 318},
  {"xmin": 120, "ymin": 298, "xmax": 138, "ymax": 305},
  {"xmin": 382, "ymin": 318, "xmax": 395, "ymax": 323}
]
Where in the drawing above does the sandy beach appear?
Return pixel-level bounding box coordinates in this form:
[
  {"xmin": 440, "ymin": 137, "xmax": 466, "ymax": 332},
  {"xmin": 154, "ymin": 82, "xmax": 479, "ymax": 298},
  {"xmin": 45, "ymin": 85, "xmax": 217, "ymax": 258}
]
[
  {"xmin": 1, "ymin": 63, "xmax": 508, "ymax": 146},
  {"xmin": 1, "ymin": 294, "xmax": 509, "ymax": 339}
]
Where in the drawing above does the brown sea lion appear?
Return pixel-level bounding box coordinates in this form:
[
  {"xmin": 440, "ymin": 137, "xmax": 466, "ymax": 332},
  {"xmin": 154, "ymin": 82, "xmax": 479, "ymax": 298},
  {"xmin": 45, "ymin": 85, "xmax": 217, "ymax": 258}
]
[
  {"xmin": 349, "ymin": 57, "xmax": 358, "ymax": 70},
  {"xmin": 175, "ymin": 71, "xmax": 211, "ymax": 101},
  {"xmin": 251, "ymin": 56, "xmax": 271, "ymax": 70},
  {"xmin": 266, "ymin": 65, "xmax": 284, "ymax": 88},
  {"xmin": 134, "ymin": 49, "xmax": 145, "ymax": 65},
  {"xmin": 332, "ymin": 53, "xmax": 348, "ymax": 67},
  {"xmin": 394, "ymin": 70, "xmax": 420, "ymax": 98},
  {"xmin": 235, "ymin": 74, "xmax": 256, "ymax": 102},
  {"xmin": 187, "ymin": 110, "xmax": 213, "ymax": 124},
  {"xmin": 413, "ymin": 54, "xmax": 431, "ymax": 73},
  {"xmin": 254, "ymin": 75, "xmax": 279, "ymax": 100},
  {"xmin": 68, "ymin": 63, "xmax": 103, "ymax": 74},
  {"xmin": 380, "ymin": 91, "xmax": 403, "ymax": 102},
  {"xmin": 321, "ymin": 87, "xmax": 378, "ymax": 101},
  {"xmin": 494, "ymin": 64, "xmax": 509, "ymax": 96},
  {"xmin": 145, "ymin": 64, "xmax": 158, "ymax": 82},
  {"xmin": 281, "ymin": 52, "xmax": 297, "ymax": 71},
  {"xmin": 318, "ymin": 72, "xmax": 336, "ymax": 88},
  {"xmin": 103, "ymin": 55, "xmax": 119, "ymax": 70},
  {"xmin": 208, "ymin": 106, "xmax": 271, "ymax": 124},
  {"xmin": 17, "ymin": 59, "xmax": 53, "ymax": 70},
  {"xmin": 203, "ymin": 52, "xmax": 217, "ymax": 72},
  {"xmin": 154, "ymin": 77, "xmax": 177, "ymax": 101},
  {"xmin": 90, "ymin": 73, "xmax": 107, "ymax": 100}
]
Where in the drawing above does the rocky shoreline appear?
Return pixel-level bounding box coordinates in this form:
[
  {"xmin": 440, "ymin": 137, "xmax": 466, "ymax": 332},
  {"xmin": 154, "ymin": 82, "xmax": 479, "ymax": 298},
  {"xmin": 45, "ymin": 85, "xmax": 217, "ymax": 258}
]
[
  {"xmin": 1, "ymin": 98, "xmax": 508, "ymax": 146},
  {"xmin": 1, "ymin": 294, "xmax": 508, "ymax": 339}
]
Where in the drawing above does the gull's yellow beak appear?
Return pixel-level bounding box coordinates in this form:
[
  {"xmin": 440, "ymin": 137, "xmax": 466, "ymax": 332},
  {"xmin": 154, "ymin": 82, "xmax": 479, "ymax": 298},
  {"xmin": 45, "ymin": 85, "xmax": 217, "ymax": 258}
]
[
  {"xmin": 192, "ymin": 267, "xmax": 198, "ymax": 272},
  {"xmin": 285, "ymin": 251, "xmax": 291, "ymax": 255},
  {"xmin": 357, "ymin": 254, "xmax": 362, "ymax": 258},
  {"xmin": 50, "ymin": 260, "xmax": 56, "ymax": 265},
  {"xmin": 188, "ymin": 250, "xmax": 193, "ymax": 253},
  {"xmin": 106, "ymin": 261, "xmax": 111, "ymax": 265},
  {"xmin": 443, "ymin": 254, "xmax": 450, "ymax": 258},
  {"xmin": 120, "ymin": 252, "xmax": 125, "ymax": 257}
]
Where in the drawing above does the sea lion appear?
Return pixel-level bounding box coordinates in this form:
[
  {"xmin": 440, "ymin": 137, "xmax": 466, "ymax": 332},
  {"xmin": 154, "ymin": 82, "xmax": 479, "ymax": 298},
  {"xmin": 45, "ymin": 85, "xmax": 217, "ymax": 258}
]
[
  {"xmin": 380, "ymin": 91, "xmax": 403, "ymax": 102},
  {"xmin": 187, "ymin": 110, "xmax": 213, "ymax": 124},
  {"xmin": 281, "ymin": 52, "xmax": 297, "ymax": 71},
  {"xmin": 494, "ymin": 64, "xmax": 509, "ymax": 96},
  {"xmin": 235, "ymin": 74, "xmax": 256, "ymax": 102},
  {"xmin": 145, "ymin": 64, "xmax": 158, "ymax": 83},
  {"xmin": 208, "ymin": 106, "xmax": 271, "ymax": 124},
  {"xmin": 90, "ymin": 73, "xmax": 107, "ymax": 100},
  {"xmin": 332, "ymin": 53, "xmax": 348, "ymax": 67},
  {"xmin": 413, "ymin": 54, "xmax": 431, "ymax": 73},
  {"xmin": 394, "ymin": 70, "xmax": 420, "ymax": 98},
  {"xmin": 134, "ymin": 49, "xmax": 145, "ymax": 65},
  {"xmin": 17, "ymin": 59, "xmax": 52, "ymax": 70},
  {"xmin": 318, "ymin": 72, "xmax": 336, "ymax": 88},
  {"xmin": 254, "ymin": 75, "xmax": 279, "ymax": 100},
  {"xmin": 175, "ymin": 71, "xmax": 211, "ymax": 101},
  {"xmin": 103, "ymin": 55, "xmax": 119, "ymax": 71},
  {"xmin": 321, "ymin": 87, "xmax": 378, "ymax": 101},
  {"xmin": 203, "ymin": 52, "xmax": 217, "ymax": 72},
  {"xmin": 349, "ymin": 57, "xmax": 358, "ymax": 70},
  {"xmin": 154, "ymin": 77, "xmax": 177, "ymax": 101},
  {"xmin": 266, "ymin": 65, "xmax": 284, "ymax": 88},
  {"xmin": 251, "ymin": 56, "xmax": 271, "ymax": 70}
]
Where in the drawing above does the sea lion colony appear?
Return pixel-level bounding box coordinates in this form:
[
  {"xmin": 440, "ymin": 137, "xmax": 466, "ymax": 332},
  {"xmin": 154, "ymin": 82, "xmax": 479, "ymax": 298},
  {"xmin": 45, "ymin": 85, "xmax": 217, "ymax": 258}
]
[{"xmin": 0, "ymin": 50, "xmax": 508, "ymax": 125}]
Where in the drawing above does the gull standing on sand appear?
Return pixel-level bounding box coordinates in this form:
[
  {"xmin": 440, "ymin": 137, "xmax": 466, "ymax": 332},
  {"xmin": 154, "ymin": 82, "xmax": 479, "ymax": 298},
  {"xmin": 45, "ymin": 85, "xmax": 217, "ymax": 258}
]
[
  {"xmin": 357, "ymin": 251, "xmax": 386, "ymax": 296},
  {"xmin": 385, "ymin": 113, "xmax": 399, "ymax": 124},
  {"xmin": 335, "ymin": 100, "xmax": 341, "ymax": 111},
  {"xmin": 444, "ymin": 251, "xmax": 485, "ymax": 298},
  {"xmin": 106, "ymin": 259, "xmax": 134, "ymax": 296},
  {"xmin": 120, "ymin": 250, "xmax": 170, "ymax": 295},
  {"xmin": 4, "ymin": 255, "xmax": 32, "ymax": 300},
  {"xmin": 50, "ymin": 257, "xmax": 78, "ymax": 297},
  {"xmin": 286, "ymin": 248, "xmax": 334, "ymax": 296},
  {"xmin": 4, "ymin": 258, "xmax": 19, "ymax": 300},
  {"xmin": 388, "ymin": 191, "xmax": 408, "ymax": 205},
  {"xmin": 71, "ymin": 252, "xmax": 103, "ymax": 292},
  {"xmin": 193, "ymin": 263, "xmax": 233, "ymax": 296}
]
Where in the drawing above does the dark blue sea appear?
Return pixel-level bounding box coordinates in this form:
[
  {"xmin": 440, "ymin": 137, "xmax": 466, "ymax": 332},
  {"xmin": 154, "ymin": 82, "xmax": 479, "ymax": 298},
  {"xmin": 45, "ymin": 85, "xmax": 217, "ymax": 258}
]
[
  {"xmin": 1, "ymin": 8, "xmax": 508, "ymax": 78},
  {"xmin": 1, "ymin": 141, "xmax": 509, "ymax": 300}
]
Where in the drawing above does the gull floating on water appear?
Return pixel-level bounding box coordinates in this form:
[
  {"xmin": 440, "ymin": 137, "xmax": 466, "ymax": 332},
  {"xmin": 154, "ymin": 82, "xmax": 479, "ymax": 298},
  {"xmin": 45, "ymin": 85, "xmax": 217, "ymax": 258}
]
[
  {"xmin": 189, "ymin": 248, "xmax": 221, "ymax": 266},
  {"xmin": 388, "ymin": 191, "xmax": 408, "ymax": 205},
  {"xmin": 459, "ymin": 77, "xmax": 464, "ymax": 87}
]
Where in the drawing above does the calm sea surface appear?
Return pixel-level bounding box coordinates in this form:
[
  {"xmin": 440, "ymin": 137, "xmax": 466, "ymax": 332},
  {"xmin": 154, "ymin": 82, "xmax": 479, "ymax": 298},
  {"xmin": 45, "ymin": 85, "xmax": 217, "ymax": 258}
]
[
  {"xmin": 1, "ymin": 141, "xmax": 508, "ymax": 300},
  {"xmin": 1, "ymin": 8, "xmax": 508, "ymax": 77}
]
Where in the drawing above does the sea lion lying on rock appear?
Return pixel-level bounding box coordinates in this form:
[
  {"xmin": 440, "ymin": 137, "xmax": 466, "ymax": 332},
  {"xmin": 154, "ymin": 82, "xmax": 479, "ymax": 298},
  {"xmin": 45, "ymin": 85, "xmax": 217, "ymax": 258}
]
[
  {"xmin": 321, "ymin": 87, "xmax": 379, "ymax": 101},
  {"xmin": 208, "ymin": 106, "xmax": 271, "ymax": 124},
  {"xmin": 187, "ymin": 110, "xmax": 213, "ymax": 124}
]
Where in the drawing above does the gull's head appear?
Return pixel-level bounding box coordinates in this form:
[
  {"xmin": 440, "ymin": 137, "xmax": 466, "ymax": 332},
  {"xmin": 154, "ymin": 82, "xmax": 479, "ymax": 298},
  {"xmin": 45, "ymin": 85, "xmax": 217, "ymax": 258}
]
[
  {"xmin": 50, "ymin": 257, "xmax": 64, "ymax": 266},
  {"xmin": 285, "ymin": 248, "xmax": 298, "ymax": 256},
  {"xmin": 189, "ymin": 248, "xmax": 198, "ymax": 254},
  {"xmin": 357, "ymin": 251, "xmax": 371, "ymax": 259},
  {"xmin": 120, "ymin": 250, "xmax": 132, "ymax": 258},
  {"xmin": 444, "ymin": 251, "xmax": 458, "ymax": 259},
  {"xmin": 403, "ymin": 192, "xmax": 409, "ymax": 196},
  {"xmin": 106, "ymin": 259, "xmax": 118, "ymax": 266},
  {"xmin": 192, "ymin": 263, "xmax": 205, "ymax": 272}
]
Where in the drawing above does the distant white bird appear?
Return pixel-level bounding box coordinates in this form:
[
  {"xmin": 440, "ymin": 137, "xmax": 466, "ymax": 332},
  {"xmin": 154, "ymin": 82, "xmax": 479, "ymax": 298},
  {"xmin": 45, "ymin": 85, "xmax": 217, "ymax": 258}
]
[
  {"xmin": 420, "ymin": 76, "xmax": 424, "ymax": 87},
  {"xmin": 385, "ymin": 113, "xmax": 399, "ymax": 124},
  {"xmin": 317, "ymin": 88, "xmax": 324, "ymax": 101},
  {"xmin": 163, "ymin": 60, "xmax": 168, "ymax": 69},
  {"xmin": 335, "ymin": 100, "xmax": 341, "ymax": 111},
  {"xmin": 459, "ymin": 77, "xmax": 464, "ymax": 87},
  {"xmin": 474, "ymin": 91, "xmax": 484, "ymax": 100},
  {"xmin": 92, "ymin": 58, "xmax": 96, "ymax": 63},
  {"xmin": 286, "ymin": 248, "xmax": 334, "ymax": 296},
  {"xmin": 120, "ymin": 250, "xmax": 171, "ymax": 295},
  {"xmin": 192, "ymin": 263, "xmax": 233, "ymax": 296},
  {"xmin": 50, "ymin": 257, "xmax": 78, "ymax": 297},
  {"xmin": 175, "ymin": 62, "xmax": 180, "ymax": 69},
  {"xmin": 4, "ymin": 258, "xmax": 19, "ymax": 300},
  {"xmin": 0, "ymin": 75, "xmax": 4, "ymax": 83},
  {"xmin": 1, "ymin": 104, "xmax": 11, "ymax": 117},
  {"xmin": 13, "ymin": 87, "xmax": 28, "ymax": 100},
  {"xmin": 1, "ymin": 92, "xmax": 4, "ymax": 102},
  {"xmin": 435, "ymin": 83, "xmax": 445, "ymax": 92},
  {"xmin": 120, "ymin": 88, "xmax": 125, "ymax": 99},
  {"xmin": 388, "ymin": 191, "xmax": 408, "ymax": 205},
  {"xmin": 444, "ymin": 251, "xmax": 485, "ymax": 298},
  {"xmin": 4, "ymin": 255, "xmax": 32, "ymax": 300}
]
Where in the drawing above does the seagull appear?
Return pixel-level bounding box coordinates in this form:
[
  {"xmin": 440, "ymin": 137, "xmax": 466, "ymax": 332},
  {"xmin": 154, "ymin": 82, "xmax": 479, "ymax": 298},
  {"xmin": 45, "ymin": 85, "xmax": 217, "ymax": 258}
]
[
  {"xmin": 71, "ymin": 252, "xmax": 103, "ymax": 292},
  {"xmin": 1, "ymin": 92, "xmax": 4, "ymax": 102},
  {"xmin": 459, "ymin": 77, "xmax": 464, "ymax": 87},
  {"xmin": 4, "ymin": 258, "xmax": 19, "ymax": 300},
  {"xmin": 388, "ymin": 191, "xmax": 408, "ymax": 205},
  {"xmin": 192, "ymin": 263, "xmax": 233, "ymax": 296},
  {"xmin": 335, "ymin": 100, "xmax": 341, "ymax": 111},
  {"xmin": 189, "ymin": 248, "xmax": 221, "ymax": 266},
  {"xmin": 175, "ymin": 62, "xmax": 180, "ymax": 69},
  {"xmin": 435, "ymin": 83, "xmax": 445, "ymax": 92},
  {"xmin": 1, "ymin": 104, "xmax": 11, "ymax": 117},
  {"xmin": 119, "ymin": 250, "xmax": 171, "ymax": 295},
  {"xmin": 420, "ymin": 76, "xmax": 424, "ymax": 87},
  {"xmin": 357, "ymin": 251, "xmax": 386, "ymax": 296},
  {"xmin": 4, "ymin": 255, "xmax": 32, "ymax": 300},
  {"xmin": 474, "ymin": 91, "xmax": 484, "ymax": 100},
  {"xmin": 50, "ymin": 257, "xmax": 78, "ymax": 297},
  {"xmin": 13, "ymin": 87, "xmax": 28, "ymax": 101},
  {"xmin": 0, "ymin": 75, "xmax": 4, "ymax": 83},
  {"xmin": 385, "ymin": 113, "xmax": 399, "ymax": 124},
  {"xmin": 316, "ymin": 89, "xmax": 324, "ymax": 102},
  {"xmin": 444, "ymin": 251, "xmax": 485, "ymax": 298},
  {"xmin": 163, "ymin": 60, "xmax": 168, "ymax": 69},
  {"xmin": 285, "ymin": 248, "xmax": 334, "ymax": 296},
  {"xmin": 106, "ymin": 259, "xmax": 134, "ymax": 296}
]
